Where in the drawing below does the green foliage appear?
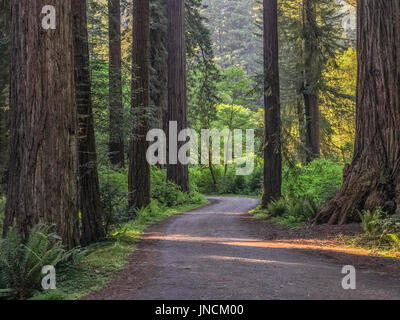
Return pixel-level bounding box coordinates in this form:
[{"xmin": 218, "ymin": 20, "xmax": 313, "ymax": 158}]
[
  {"xmin": 0, "ymin": 225, "xmax": 74, "ymax": 299},
  {"xmin": 98, "ymin": 166, "xmax": 206, "ymax": 231},
  {"xmin": 359, "ymin": 208, "xmax": 383, "ymax": 235},
  {"xmin": 356, "ymin": 208, "xmax": 400, "ymax": 252},
  {"xmin": 282, "ymin": 159, "xmax": 343, "ymax": 204},
  {"xmin": 251, "ymin": 196, "xmax": 320, "ymax": 227},
  {"xmin": 190, "ymin": 159, "xmax": 342, "ymax": 202},
  {"xmin": 31, "ymin": 201, "xmax": 208, "ymax": 300},
  {"xmin": 98, "ymin": 167, "xmax": 130, "ymax": 231},
  {"xmin": 151, "ymin": 167, "xmax": 206, "ymax": 207}
]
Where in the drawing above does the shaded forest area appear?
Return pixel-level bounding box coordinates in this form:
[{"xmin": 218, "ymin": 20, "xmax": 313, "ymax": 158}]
[{"xmin": 0, "ymin": 0, "xmax": 399, "ymax": 300}]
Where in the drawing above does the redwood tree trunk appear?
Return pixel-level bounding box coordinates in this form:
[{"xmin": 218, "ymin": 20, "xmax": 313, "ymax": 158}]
[
  {"xmin": 262, "ymin": 0, "xmax": 282, "ymax": 207},
  {"xmin": 167, "ymin": 0, "xmax": 189, "ymax": 192},
  {"xmin": 5, "ymin": 0, "xmax": 80, "ymax": 248},
  {"xmin": 302, "ymin": 0, "xmax": 320, "ymax": 163},
  {"xmin": 72, "ymin": 0, "xmax": 105, "ymax": 245},
  {"xmin": 316, "ymin": 0, "xmax": 400, "ymax": 224},
  {"xmin": 129, "ymin": 0, "xmax": 151, "ymax": 210},
  {"xmin": 108, "ymin": 0, "xmax": 124, "ymax": 167},
  {"xmin": 0, "ymin": 0, "xmax": 9, "ymax": 194}
]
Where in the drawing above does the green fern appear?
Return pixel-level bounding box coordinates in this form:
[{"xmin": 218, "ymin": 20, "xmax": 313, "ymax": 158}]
[
  {"xmin": 359, "ymin": 209, "xmax": 383, "ymax": 235},
  {"xmin": 0, "ymin": 224, "xmax": 73, "ymax": 299},
  {"xmin": 388, "ymin": 234, "xmax": 400, "ymax": 251}
]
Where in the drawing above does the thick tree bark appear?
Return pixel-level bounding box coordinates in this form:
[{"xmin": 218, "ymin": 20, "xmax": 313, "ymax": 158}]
[
  {"xmin": 72, "ymin": 0, "xmax": 105, "ymax": 245},
  {"xmin": 316, "ymin": 0, "xmax": 400, "ymax": 224},
  {"xmin": 262, "ymin": 0, "xmax": 282, "ymax": 207},
  {"xmin": 0, "ymin": 0, "xmax": 9, "ymax": 195},
  {"xmin": 5, "ymin": 0, "xmax": 80, "ymax": 249},
  {"xmin": 129, "ymin": 0, "xmax": 151, "ymax": 210},
  {"xmin": 108, "ymin": 0, "xmax": 125, "ymax": 167},
  {"xmin": 302, "ymin": 0, "xmax": 320, "ymax": 163},
  {"xmin": 167, "ymin": 0, "xmax": 189, "ymax": 192},
  {"xmin": 149, "ymin": 0, "xmax": 168, "ymax": 134}
]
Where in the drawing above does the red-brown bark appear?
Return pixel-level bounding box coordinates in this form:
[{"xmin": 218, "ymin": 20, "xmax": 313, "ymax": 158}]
[
  {"xmin": 167, "ymin": 0, "xmax": 189, "ymax": 192},
  {"xmin": 72, "ymin": 0, "xmax": 105, "ymax": 244},
  {"xmin": 262, "ymin": 0, "xmax": 282, "ymax": 207},
  {"xmin": 5, "ymin": 0, "xmax": 80, "ymax": 248},
  {"xmin": 129, "ymin": 0, "xmax": 151, "ymax": 209},
  {"xmin": 316, "ymin": 0, "xmax": 400, "ymax": 224},
  {"xmin": 108, "ymin": 0, "xmax": 125, "ymax": 167}
]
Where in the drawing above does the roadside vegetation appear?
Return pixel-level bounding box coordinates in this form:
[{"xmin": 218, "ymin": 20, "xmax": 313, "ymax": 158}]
[{"xmin": 0, "ymin": 168, "xmax": 207, "ymax": 300}]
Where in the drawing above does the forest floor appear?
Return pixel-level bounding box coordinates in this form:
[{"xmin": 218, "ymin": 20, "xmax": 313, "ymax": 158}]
[{"xmin": 86, "ymin": 197, "xmax": 400, "ymax": 300}]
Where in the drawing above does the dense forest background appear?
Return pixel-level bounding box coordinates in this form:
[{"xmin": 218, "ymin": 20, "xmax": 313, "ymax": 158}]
[
  {"xmin": 0, "ymin": 0, "xmax": 359, "ymax": 245},
  {"xmin": 1, "ymin": 0, "xmax": 399, "ymax": 300}
]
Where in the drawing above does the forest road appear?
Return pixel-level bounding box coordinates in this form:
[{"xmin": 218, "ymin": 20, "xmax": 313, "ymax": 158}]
[{"xmin": 86, "ymin": 197, "xmax": 400, "ymax": 300}]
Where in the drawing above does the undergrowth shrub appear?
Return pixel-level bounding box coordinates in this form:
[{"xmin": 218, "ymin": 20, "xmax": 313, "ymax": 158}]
[
  {"xmin": 282, "ymin": 159, "xmax": 343, "ymax": 204},
  {"xmin": 252, "ymin": 196, "xmax": 321, "ymax": 225},
  {"xmin": 0, "ymin": 225, "xmax": 74, "ymax": 299},
  {"xmin": 190, "ymin": 159, "xmax": 342, "ymax": 200},
  {"xmin": 358, "ymin": 208, "xmax": 400, "ymax": 251},
  {"xmin": 98, "ymin": 167, "xmax": 130, "ymax": 230},
  {"xmin": 99, "ymin": 166, "xmax": 206, "ymax": 230}
]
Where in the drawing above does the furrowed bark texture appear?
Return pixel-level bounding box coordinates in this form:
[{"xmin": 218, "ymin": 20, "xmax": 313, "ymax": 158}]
[
  {"xmin": 72, "ymin": 0, "xmax": 105, "ymax": 245},
  {"xmin": 0, "ymin": 0, "xmax": 10, "ymax": 195},
  {"xmin": 129, "ymin": 0, "xmax": 151, "ymax": 210},
  {"xmin": 5, "ymin": 0, "xmax": 80, "ymax": 248},
  {"xmin": 316, "ymin": 0, "xmax": 400, "ymax": 224},
  {"xmin": 262, "ymin": 0, "xmax": 282, "ymax": 207},
  {"xmin": 167, "ymin": 0, "xmax": 189, "ymax": 192},
  {"xmin": 108, "ymin": 0, "xmax": 124, "ymax": 167}
]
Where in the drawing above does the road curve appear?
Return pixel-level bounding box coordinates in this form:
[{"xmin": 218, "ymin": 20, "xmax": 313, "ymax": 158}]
[{"xmin": 87, "ymin": 197, "xmax": 400, "ymax": 300}]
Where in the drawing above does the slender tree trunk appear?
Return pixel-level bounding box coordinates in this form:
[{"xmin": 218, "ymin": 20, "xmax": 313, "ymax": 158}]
[
  {"xmin": 302, "ymin": 0, "xmax": 320, "ymax": 163},
  {"xmin": 296, "ymin": 94, "xmax": 307, "ymax": 165},
  {"xmin": 208, "ymin": 146, "xmax": 217, "ymax": 189},
  {"xmin": 4, "ymin": 0, "xmax": 80, "ymax": 249},
  {"xmin": 108, "ymin": 0, "xmax": 124, "ymax": 167},
  {"xmin": 0, "ymin": 0, "xmax": 9, "ymax": 195},
  {"xmin": 167, "ymin": 0, "xmax": 189, "ymax": 192},
  {"xmin": 262, "ymin": 0, "xmax": 282, "ymax": 207},
  {"xmin": 316, "ymin": 0, "xmax": 400, "ymax": 224},
  {"xmin": 129, "ymin": 0, "xmax": 151, "ymax": 210},
  {"xmin": 72, "ymin": 0, "xmax": 105, "ymax": 245}
]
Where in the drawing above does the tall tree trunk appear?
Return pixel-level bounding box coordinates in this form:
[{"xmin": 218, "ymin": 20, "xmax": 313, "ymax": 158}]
[
  {"xmin": 72, "ymin": 0, "xmax": 105, "ymax": 245},
  {"xmin": 262, "ymin": 0, "xmax": 282, "ymax": 207},
  {"xmin": 4, "ymin": 0, "xmax": 80, "ymax": 249},
  {"xmin": 149, "ymin": 0, "xmax": 168, "ymax": 135},
  {"xmin": 108, "ymin": 0, "xmax": 124, "ymax": 167},
  {"xmin": 302, "ymin": 0, "xmax": 320, "ymax": 163},
  {"xmin": 316, "ymin": 0, "xmax": 400, "ymax": 224},
  {"xmin": 296, "ymin": 94, "xmax": 307, "ymax": 165},
  {"xmin": 129, "ymin": 0, "xmax": 151, "ymax": 210},
  {"xmin": 167, "ymin": 0, "xmax": 189, "ymax": 192},
  {"xmin": 0, "ymin": 0, "xmax": 9, "ymax": 195}
]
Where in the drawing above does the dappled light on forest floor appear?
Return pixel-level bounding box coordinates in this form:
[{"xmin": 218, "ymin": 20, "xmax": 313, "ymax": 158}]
[{"xmin": 143, "ymin": 232, "xmax": 382, "ymax": 258}]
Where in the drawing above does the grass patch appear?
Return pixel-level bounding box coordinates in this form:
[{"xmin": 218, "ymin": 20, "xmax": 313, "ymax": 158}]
[
  {"xmin": 250, "ymin": 207, "xmax": 304, "ymax": 229},
  {"xmin": 30, "ymin": 199, "xmax": 208, "ymax": 300}
]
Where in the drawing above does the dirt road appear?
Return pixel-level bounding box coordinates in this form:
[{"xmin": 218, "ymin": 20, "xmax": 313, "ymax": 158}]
[{"xmin": 87, "ymin": 197, "xmax": 400, "ymax": 300}]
